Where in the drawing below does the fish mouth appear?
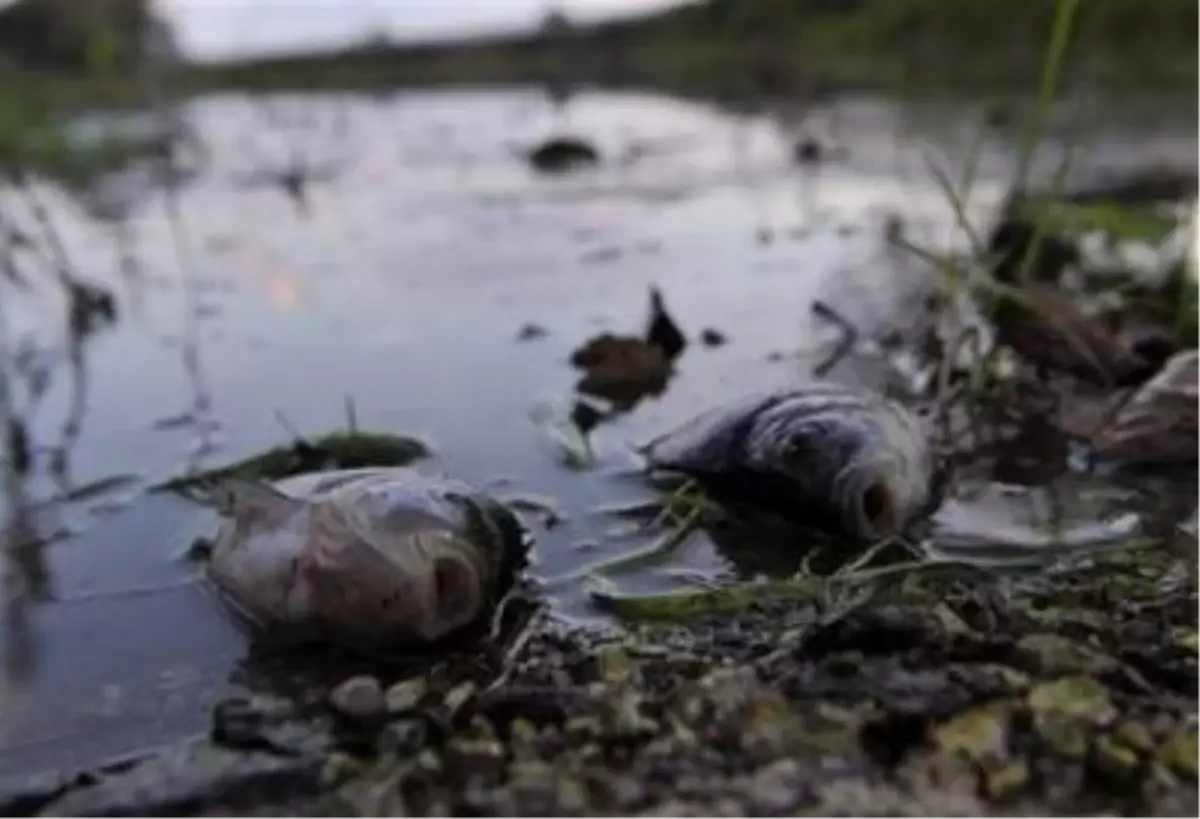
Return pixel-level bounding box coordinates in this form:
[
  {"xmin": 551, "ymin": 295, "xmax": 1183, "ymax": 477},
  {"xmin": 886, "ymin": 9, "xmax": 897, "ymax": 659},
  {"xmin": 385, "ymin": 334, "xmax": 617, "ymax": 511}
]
[
  {"xmin": 857, "ymin": 478, "xmax": 897, "ymax": 539},
  {"xmin": 415, "ymin": 538, "xmax": 486, "ymax": 642}
]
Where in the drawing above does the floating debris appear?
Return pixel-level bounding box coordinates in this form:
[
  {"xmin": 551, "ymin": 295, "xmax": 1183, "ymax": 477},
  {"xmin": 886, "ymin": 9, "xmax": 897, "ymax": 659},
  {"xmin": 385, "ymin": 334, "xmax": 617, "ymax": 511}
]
[
  {"xmin": 646, "ymin": 286, "xmax": 687, "ymax": 360},
  {"xmin": 640, "ymin": 384, "xmax": 938, "ymax": 542},
  {"xmin": 569, "ymin": 286, "xmax": 686, "ymax": 409},
  {"xmin": 516, "ymin": 323, "xmax": 548, "ymax": 342},
  {"xmin": 527, "ymin": 136, "xmax": 599, "ymax": 174},
  {"xmin": 204, "ymin": 467, "xmax": 528, "ymax": 648}
]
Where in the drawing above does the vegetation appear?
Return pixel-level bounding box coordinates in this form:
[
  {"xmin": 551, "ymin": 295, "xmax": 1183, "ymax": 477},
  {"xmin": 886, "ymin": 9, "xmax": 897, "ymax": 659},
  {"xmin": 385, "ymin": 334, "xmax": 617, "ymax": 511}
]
[{"xmin": 192, "ymin": 0, "xmax": 1198, "ymax": 96}]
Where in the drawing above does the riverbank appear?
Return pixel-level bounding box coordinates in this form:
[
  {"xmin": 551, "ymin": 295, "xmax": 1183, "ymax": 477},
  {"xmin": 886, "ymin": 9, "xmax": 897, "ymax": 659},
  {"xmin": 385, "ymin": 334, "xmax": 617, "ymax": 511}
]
[{"xmin": 4, "ymin": 530, "xmax": 1195, "ymax": 816}]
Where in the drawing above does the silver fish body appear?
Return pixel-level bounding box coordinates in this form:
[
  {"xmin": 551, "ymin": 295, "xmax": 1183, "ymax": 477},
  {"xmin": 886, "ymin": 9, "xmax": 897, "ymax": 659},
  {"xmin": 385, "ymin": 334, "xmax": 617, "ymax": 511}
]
[
  {"xmin": 206, "ymin": 467, "xmax": 526, "ymax": 647},
  {"xmin": 641, "ymin": 384, "xmax": 937, "ymax": 541}
]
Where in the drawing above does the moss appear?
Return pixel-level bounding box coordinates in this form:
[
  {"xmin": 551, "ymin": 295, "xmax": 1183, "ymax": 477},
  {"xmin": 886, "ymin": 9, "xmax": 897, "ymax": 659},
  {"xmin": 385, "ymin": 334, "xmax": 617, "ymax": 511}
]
[{"xmin": 1092, "ymin": 735, "xmax": 1141, "ymax": 782}]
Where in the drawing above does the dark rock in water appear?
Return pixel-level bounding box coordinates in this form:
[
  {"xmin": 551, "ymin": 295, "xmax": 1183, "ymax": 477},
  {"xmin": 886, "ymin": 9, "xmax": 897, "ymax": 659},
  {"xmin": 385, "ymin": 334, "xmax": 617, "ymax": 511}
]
[
  {"xmin": 794, "ymin": 138, "xmax": 824, "ymax": 164},
  {"xmin": 641, "ymin": 384, "xmax": 938, "ymax": 541},
  {"xmin": 700, "ymin": 328, "xmax": 728, "ymax": 347},
  {"xmin": 527, "ymin": 136, "xmax": 599, "ymax": 173}
]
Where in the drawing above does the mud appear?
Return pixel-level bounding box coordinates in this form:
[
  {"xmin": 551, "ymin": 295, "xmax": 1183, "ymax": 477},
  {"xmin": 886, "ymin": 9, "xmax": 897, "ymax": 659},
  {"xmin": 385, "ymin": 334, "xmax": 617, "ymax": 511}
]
[{"xmin": 4, "ymin": 529, "xmax": 1192, "ymax": 817}]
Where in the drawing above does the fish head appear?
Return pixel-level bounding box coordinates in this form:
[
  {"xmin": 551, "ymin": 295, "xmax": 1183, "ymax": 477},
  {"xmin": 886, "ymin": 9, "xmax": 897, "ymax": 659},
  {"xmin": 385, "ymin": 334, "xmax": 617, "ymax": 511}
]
[
  {"xmin": 311, "ymin": 495, "xmax": 491, "ymax": 645},
  {"xmin": 370, "ymin": 531, "xmax": 486, "ymax": 643},
  {"xmin": 751, "ymin": 394, "xmax": 934, "ymax": 541}
]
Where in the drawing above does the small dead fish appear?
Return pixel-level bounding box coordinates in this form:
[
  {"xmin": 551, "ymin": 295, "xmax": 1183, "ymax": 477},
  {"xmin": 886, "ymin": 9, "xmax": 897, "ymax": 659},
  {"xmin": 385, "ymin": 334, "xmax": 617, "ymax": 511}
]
[
  {"xmin": 205, "ymin": 467, "xmax": 528, "ymax": 647},
  {"xmin": 639, "ymin": 384, "xmax": 937, "ymax": 541}
]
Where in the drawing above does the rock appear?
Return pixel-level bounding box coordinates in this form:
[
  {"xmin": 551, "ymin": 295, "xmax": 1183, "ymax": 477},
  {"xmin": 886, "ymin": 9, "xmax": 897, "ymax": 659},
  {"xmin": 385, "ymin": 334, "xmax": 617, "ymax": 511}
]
[
  {"xmin": 794, "ymin": 138, "xmax": 824, "ymax": 163},
  {"xmin": 1157, "ymin": 729, "xmax": 1198, "ymax": 779},
  {"xmin": 981, "ymin": 759, "xmax": 1029, "ymax": 800},
  {"xmin": 527, "ymin": 136, "xmax": 599, "ymax": 174},
  {"xmin": 329, "ymin": 676, "xmax": 385, "ymax": 722},
  {"xmin": 378, "ymin": 719, "xmax": 427, "ymax": 758},
  {"xmin": 385, "ymin": 677, "xmax": 429, "ymax": 713},
  {"xmin": 699, "ymin": 328, "xmax": 728, "ymax": 347},
  {"xmin": 931, "ymin": 702, "xmax": 1013, "ymax": 763}
]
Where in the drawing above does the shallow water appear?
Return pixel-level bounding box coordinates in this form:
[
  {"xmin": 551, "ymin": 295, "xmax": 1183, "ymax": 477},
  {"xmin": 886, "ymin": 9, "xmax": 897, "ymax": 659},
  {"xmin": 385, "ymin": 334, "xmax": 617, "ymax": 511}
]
[{"xmin": 0, "ymin": 87, "xmax": 1194, "ymax": 780}]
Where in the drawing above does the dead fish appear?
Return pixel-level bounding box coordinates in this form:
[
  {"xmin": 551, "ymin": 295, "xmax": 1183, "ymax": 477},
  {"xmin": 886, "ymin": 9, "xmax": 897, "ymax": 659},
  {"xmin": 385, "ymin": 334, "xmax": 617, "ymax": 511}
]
[
  {"xmin": 205, "ymin": 467, "xmax": 527, "ymax": 647},
  {"xmin": 640, "ymin": 384, "xmax": 937, "ymax": 541}
]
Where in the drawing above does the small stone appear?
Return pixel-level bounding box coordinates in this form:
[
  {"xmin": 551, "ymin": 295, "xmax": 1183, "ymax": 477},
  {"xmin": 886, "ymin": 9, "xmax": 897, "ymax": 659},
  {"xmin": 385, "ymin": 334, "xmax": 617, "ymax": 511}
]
[
  {"xmin": 330, "ymin": 676, "xmax": 385, "ymax": 722},
  {"xmin": 378, "ymin": 718, "xmax": 426, "ymax": 757},
  {"xmin": 749, "ymin": 759, "xmax": 802, "ymax": 813},
  {"xmin": 1016, "ymin": 634, "xmax": 1118, "ymax": 676},
  {"xmin": 1157, "ymin": 729, "xmax": 1198, "ymax": 779},
  {"xmin": 932, "ymin": 702, "xmax": 1012, "ymax": 762},
  {"xmin": 1027, "ymin": 676, "xmax": 1116, "ymax": 725},
  {"xmin": 1093, "ymin": 735, "xmax": 1140, "ymax": 782},
  {"xmin": 982, "ymin": 759, "xmax": 1029, "ymax": 800},
  {"xmin": 699, "ymin": 328, "xmax": 727, "ymax": 347},
  {"xmin": 1035, "ymin": 712, "xmax": 1091, "ymax": 759},
  {"xmin": 444, "ymin": 681, "xmax": 477, "ymax": 716},
  {"xmin": 595, "ymin": 644, "xmax": 633, "ymax": 683},
  {"xmin": 321, "ymin": 751, "xmax": 366, "ymax": 787},
  {"xmin": 385, "ymin": 678, "xmax": 428, "ymax": 713},
  {"xmin": 1112, "ymin": 720, "xmax": 1156, "ymax": 754}
]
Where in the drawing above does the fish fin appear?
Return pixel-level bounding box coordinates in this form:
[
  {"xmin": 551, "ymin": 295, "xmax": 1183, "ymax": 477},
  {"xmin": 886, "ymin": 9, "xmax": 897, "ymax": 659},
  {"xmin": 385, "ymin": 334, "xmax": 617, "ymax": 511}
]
[{"xmin": 213, "ymin": 478, "xmax": 301, "ymax": 526}]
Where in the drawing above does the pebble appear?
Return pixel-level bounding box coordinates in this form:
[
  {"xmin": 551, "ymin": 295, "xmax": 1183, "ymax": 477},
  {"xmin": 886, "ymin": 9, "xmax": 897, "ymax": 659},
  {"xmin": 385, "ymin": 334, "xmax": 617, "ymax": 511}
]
[
  {"xmin": 385, "ymin": 677, "xmax": 428, "ymax": 713},
  {"xmin": 329, "ymin": 676, "xmax": 385, "ymax": 722},
  {"xmin": 378, "ymin": 719, "xmax": 427, "ymax": 757}
]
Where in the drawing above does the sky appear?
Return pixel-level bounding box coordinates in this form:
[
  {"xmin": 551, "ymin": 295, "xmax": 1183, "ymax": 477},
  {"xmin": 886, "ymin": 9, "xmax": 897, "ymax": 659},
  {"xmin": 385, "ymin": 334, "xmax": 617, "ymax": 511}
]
[{"xmin": 154, "ymin": 0, "xmax": 689, "ymax": 61}]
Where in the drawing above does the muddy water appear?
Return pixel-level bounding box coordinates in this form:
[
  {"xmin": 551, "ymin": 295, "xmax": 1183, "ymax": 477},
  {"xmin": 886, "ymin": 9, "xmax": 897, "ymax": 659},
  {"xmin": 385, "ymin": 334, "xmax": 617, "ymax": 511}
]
[{"xmin": 0, "ymin": 88, "xmax": 1194, "ymax": 780}]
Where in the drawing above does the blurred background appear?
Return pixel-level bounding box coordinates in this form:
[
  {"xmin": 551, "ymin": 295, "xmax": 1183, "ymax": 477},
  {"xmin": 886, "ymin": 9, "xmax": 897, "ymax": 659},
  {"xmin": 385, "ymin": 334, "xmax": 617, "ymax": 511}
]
[{"xmin": 0, "ymin": 0, "xmax": 1195, "ymax": 786}]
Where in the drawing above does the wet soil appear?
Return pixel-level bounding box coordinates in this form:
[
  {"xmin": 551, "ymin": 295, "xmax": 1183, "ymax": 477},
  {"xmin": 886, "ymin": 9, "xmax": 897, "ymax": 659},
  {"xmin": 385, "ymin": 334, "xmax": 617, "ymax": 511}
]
[{"xmin": 4, "ymin": 533, "xmax": 1194, "ymax": 816}]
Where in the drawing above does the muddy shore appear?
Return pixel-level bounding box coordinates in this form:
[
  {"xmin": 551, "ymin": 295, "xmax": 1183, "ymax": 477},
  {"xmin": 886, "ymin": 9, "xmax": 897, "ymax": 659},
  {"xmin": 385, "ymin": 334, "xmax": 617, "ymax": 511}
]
[{"xmin": 3, "ymin": 527, "xmax": 1194, "ymax": 817}]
